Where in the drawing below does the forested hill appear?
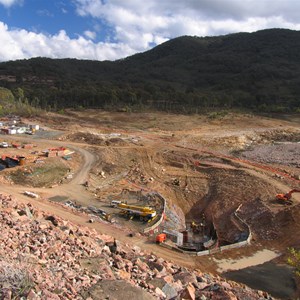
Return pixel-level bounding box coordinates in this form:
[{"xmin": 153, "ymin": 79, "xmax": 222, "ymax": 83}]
[{"xmin": 0, "ymin": 28, "xmax": 300, "ymax": 112}]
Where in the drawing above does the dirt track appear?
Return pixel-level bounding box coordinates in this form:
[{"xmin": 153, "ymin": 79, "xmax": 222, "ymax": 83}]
[{"xmin": 1, "ymin": 111, "xmax": 300, "ymax": 275}]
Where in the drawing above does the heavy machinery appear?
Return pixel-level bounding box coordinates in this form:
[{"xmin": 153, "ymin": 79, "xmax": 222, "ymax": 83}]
[
  {"xmin": 87, "ymin": 206, "xmax": 112, "ymax": 222},
  {"xmin": 276, "ymin": 189, "xmax": 300, "ymax": 205},
  {"xmin": 24, "ymin": 191, "xmax": 39, "ymax": 198},
  {"xmin": 156, "ymin": 233, "xmax": 166, "ymax": 244},
  {"xmin": 191, "ymin": 221, "xmax": 201, "ymax": 233},
  {"xmin": 116, "ymin": 203, "xmax": 156, "ymax": 221},
  {"xmin": 190, "ymin": 214, "xmax": 206, "ymax": 234}
]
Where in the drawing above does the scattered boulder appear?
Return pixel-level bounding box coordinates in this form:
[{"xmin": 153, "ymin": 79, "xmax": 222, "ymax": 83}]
[{"xmin": 0, "ymin": 194, "xmax": 276, "ymax": 300}]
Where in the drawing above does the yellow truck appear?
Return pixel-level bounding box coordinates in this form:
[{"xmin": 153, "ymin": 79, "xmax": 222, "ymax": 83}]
[{"xmin": 116, "ymin": 203, "xmax": 156, "ymax": 221}]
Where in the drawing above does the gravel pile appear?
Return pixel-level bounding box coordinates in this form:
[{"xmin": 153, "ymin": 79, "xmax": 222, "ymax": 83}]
[{"xmin": 241, "ymin": 143, "xmax": 300, "ymax": 167}]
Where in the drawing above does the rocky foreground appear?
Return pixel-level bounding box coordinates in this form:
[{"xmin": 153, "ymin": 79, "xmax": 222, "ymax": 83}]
[{"xmin": 0, "ymin": 194, "xmax": 274, "ymax": 300}]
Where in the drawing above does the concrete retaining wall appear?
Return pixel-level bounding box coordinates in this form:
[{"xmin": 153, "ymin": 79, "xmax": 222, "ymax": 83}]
[
  {"xmin": 166, "ymin": 203, "xmax": 253, "ymax": 256},
  {"xmin": 146, "ymin": 193, "xmax": 253, "ymax": 256},
  {"xmin": 143, "ymin": 192, "xmax": 166, "ymax": 234}
]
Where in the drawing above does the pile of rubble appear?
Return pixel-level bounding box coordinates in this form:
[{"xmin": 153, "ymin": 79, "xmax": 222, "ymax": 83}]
[
  {"xmin": 241, "ymin": 143, "xmax": 300, "ymax": 168},
  {"xmin": 126, "ymin": 162, "xmax": 154, "ymax": 185},
  {"xmin": 206, "ymin": 129, "xmax": 300, "ymax": 151},
  {"xmin": 0, "ymin": 194, "xmax": 274, "ymax": 299},
  {"xmin": 65, "ymin": 132, "xmax": 129, "ymax": 147}
]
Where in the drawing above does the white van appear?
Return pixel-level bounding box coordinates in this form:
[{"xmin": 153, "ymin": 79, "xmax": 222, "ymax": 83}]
[{"xmin": 0, "ymin": 142, "xmax": 9, "ymax": 148}]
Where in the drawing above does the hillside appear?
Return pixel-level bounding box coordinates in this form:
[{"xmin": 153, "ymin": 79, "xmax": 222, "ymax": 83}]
[{"xmin": 0, "ymin": 28, "xmax": 300, "ymax": 112}]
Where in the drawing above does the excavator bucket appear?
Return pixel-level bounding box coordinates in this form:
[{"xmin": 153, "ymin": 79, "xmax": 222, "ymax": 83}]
[{"xmin": 276, "ymin": 193, "xmax": 293, "ymax": 205}]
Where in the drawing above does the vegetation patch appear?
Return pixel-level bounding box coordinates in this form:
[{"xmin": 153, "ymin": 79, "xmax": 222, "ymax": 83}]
[
  {"xmin": 1, "ymin": 29, "xmax": 300, "ymax": 113},
  {"xmin": 9, "ymin": 160, "xmax": 69, "ymax": 187},
  {"xmin": 0, "ymin": 260, "xmax": 33, "ymax": 298},
  {"xmin": 207, "ymin": 110, "xmax": 229, "ymax": 119}
]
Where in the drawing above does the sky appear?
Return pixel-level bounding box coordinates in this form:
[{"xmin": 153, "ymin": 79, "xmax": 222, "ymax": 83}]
[{"xmin": 0, "ymin": 0, "xmax": 300, "ymax": 62}]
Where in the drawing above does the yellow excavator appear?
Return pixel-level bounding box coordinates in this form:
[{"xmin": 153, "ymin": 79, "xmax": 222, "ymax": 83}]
[
  {"xmin": 276, "ymin": 189, "xmax": 300, "ymax": 205},
  {"xmin": 191, "ymin": 214, "xmax": 206, "ymax": 233}
]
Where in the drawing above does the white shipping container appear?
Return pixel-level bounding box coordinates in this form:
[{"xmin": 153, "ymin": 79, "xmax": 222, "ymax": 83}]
[{"xmin": 8, "ymin": 128, "xmax": 17, "ymax": 134}]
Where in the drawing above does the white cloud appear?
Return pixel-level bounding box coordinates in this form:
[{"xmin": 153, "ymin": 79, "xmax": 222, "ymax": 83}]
[
  {"xmin": 1, "ymin": 0, "xmax": 300, "ymax": 61},
  {"xmin": 0, "ymin": 22, "xmax": 136, "ymax": 61},
  {"xmin": 84, "ymin": 30, "xmax": 96, "ymax": 40},
  {"xmin": 36, "ymin": 9, "xmax": 53, "ymax": 17},
  {"xmin": 73, "ymin": 0, "xmax": 300, "ymax": 58},
  {"xmin": 0, "ymin": 0, "xmax": 21, "ymax": 7}
]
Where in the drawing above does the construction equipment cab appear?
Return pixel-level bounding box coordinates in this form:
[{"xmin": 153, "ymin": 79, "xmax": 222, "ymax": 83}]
[
  {"xmin": 156, "ymin": 233, "xmax": 166, "ymax": 244},
  {"xmin": 111, "ymin": 200, "xmax": 122, "ymax": 207},
  {"xmin": 276, "ymin": 189, "xmax": 300, "ymax": 205}
]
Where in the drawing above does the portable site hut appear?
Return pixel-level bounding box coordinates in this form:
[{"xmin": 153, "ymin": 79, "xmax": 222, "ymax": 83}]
[{"xmin": 8, "ymin": 128, "xmax": 17, "ymax": 135}]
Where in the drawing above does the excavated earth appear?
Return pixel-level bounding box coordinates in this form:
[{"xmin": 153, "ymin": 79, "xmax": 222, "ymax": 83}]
[
  {"xmin": 0, "ymin": 194, "xmax": 273, "ymax": 300},
  {"xmin": 1, "ymin": 110, "xmax": 300, "ymax": 299}
]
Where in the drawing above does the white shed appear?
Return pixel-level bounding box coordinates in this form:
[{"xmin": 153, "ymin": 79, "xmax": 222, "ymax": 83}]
[{"xmin": 8, "ymin": 128, "xmax": 17, "ymax": 134}]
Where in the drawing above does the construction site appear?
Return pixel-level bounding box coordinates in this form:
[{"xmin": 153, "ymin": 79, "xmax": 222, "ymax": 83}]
[{"xmin": 0, "ymin": 110, "xmax": 300, "ymax": 298}]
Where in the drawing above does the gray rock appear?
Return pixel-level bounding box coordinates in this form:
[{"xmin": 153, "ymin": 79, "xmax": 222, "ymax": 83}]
[
  {"xmin": 173, "ymin": 272, "xmax": 197, "ymax": 285},
  {"xmin": 162, "ymin": 283, "xmax": 178, "ymax": 300}
]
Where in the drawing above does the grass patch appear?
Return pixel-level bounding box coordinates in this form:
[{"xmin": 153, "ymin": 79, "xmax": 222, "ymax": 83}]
[
  {"xmin": 207, "ymin": 110, "xmax": 229, "ymax": 119},
  {"xmin": 10, "ymin": 159, "xmax": 69, "ymax": 187},
  {"xmin": 0, "ymin": 260, "xmax": 34, "ymax": 298}
]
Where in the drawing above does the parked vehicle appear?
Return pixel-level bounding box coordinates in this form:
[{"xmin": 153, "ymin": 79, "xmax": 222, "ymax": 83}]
[
  {"xmin": 156, "ymin": 233, "xmax": 167, "ymax": 244},
  {"xmin": 116, "ymin": 203, "xmax": 156, "ymax": 221},
  {"xmin": 276, "ymin": 189, "xmax": 300, "ymax": 205},
  {"xmin": 24, "ymin": 191, "xmax": 39, "ymax": 198},
  {"xmin": 0, "ymin": 142, "xmax": 9, "ymax": 148}
]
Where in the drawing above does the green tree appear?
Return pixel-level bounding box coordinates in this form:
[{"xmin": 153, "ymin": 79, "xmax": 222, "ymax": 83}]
[
  {"xmin": 13, "ymin": 87, "xmax": 25, "ymax": 102},
  {"xmin": 0, "ymin": 87, "xmax": 14, "ymax": 104}
]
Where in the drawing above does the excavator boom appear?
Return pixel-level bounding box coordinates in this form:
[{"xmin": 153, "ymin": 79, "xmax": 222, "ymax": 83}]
[{"xmin": 276, "ymin": 189, "xmax": 300, "ymax": 204}]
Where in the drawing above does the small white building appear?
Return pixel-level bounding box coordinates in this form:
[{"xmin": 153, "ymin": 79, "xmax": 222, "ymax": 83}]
[{"xmin": 8, "ymin": 128, "xmax": 17, "ymax": 135}]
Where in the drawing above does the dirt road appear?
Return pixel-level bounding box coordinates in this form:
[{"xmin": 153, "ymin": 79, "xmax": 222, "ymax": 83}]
[
  {"xmin": 0, "ymin": 135, "xmax": 198, "ymax": 269},
  {"xmin": 1, "ymin": 111, "xmax": 300, "ymax": 274}
]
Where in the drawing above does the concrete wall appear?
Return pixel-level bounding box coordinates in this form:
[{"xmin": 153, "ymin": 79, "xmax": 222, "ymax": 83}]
[
  {"xmin": 143, "ymin": 192, "xmax": 166, "ymax": 234},
  {"xmin": 164, "ymin": 203, "xmax": 253, "ymax": 256}
]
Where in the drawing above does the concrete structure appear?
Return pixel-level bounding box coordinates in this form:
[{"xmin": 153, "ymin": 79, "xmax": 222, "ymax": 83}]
[
  {"xmin": 163, "ymin": 229, "xmax": 183, "ymax": 246},
  {"xmin": 8, "ymin": 128, "xmax": 16, "ymax": 135}
]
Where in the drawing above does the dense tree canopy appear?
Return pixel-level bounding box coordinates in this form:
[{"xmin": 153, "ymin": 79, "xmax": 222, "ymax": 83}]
[{"xmin": 0, "ymin": 28, "xmax": 299, "ymax": 113}]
